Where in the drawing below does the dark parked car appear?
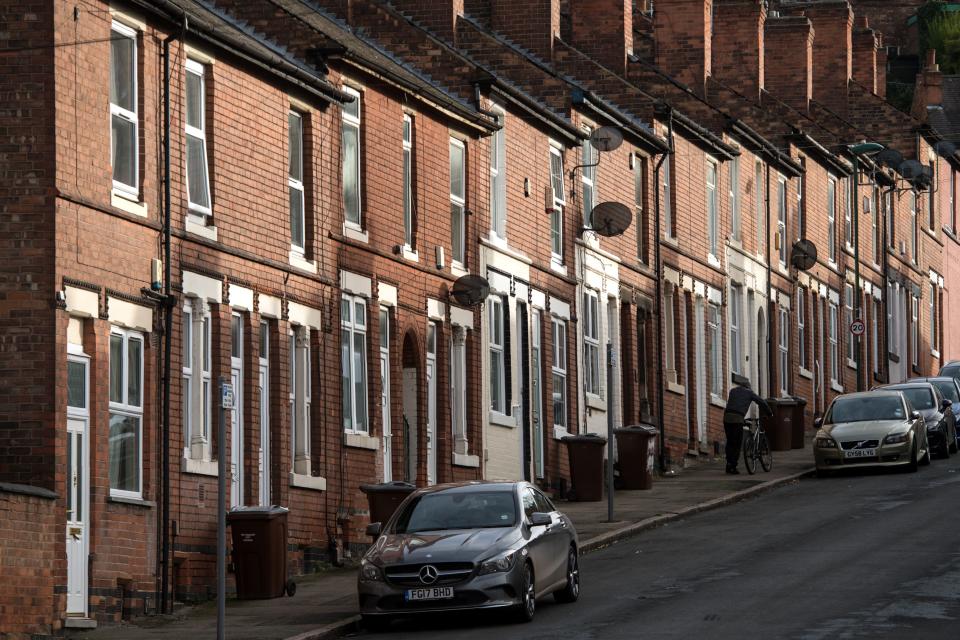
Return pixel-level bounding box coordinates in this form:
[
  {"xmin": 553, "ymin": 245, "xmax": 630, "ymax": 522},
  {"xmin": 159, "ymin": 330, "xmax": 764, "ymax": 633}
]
[
  {"xmin": 879, "ymin": 382, "xmax": 956, "ymax": 459},
  {"xmin": 911, "ymin": 376, "xmax": 960, "ymax": 451},
  {"xmin": 939, "ymin": 361, "xmax": 960, "ymax": 381},
  {"xmin": 358, "ymin": 482, "xmax": 579, "ymax": 629}
]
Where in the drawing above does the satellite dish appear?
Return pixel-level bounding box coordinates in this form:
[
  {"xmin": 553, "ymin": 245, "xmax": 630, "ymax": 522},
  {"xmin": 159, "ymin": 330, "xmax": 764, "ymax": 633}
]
[
  {"xmin": 590, "ymin": 201, "xmax": 632, "ymax": 237},
  {"xmin": 791, "ymin": 239, "xmax": 818, "ymax": 271},
  {"xmin": 898, "ymin": 159, "xmax": 923, "ymax": 180},
  {"xmin": 590, "ymin": 126, "xmax": 624, "ymax": 153},
  {"xmin": 450, "ymin": 274, "xmax": 490, "ymax": 307},
  {"xmin": 934, "ymin": 140, "xmax": 957, "ymax": 157},
  {"xmin": 876, "ymin": 148, "xmax": 903, "ymax": 169}
]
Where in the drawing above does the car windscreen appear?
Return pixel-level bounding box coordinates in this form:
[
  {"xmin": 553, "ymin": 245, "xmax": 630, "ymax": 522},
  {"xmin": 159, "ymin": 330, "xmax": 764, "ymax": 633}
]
[
  {"xmin": 393, "ymin": 490, "xmax": 517, "ymax": 533},
  {"xmin": 896, "ymin": 387, "xmax": 935, "ymax": 410},
  {"xmin": 933, "ymin": 381, "xmax": 959, "ymax": 403},
  {"xmin": 941, "ymin": 365, "xmax": 960, "ymax": 379},
  {"xmin": 828, "ymin": 396, "xmax": 905, "ymax": 423}
]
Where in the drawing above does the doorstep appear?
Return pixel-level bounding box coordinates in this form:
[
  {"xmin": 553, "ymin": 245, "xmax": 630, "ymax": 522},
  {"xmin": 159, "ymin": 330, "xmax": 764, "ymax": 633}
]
[{"xmin": 65, "ymin": 617, "xmax": 98, "ymax": 629}]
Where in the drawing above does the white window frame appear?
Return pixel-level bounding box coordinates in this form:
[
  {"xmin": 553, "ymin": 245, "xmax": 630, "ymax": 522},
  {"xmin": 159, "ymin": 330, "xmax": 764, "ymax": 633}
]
[
  {"xmin": 110, "ymin": 21, "xmax": 138, "ymax": 196},
  {"xmin": 635, "ymin": 153, "xmax": 648, "ymax": 262},
  {"xmin": 490, "ymin": 110, "xmax": 506, "ymax": 240},
  {"xmin": 868, "ymin": 188, "xmax": 879, "ymax": 265},
  {"xmin": 582, "ymin": 127, "xmax": 597, "ymax": 228},
  {"xmin": 258, "ymin": 320, "xmax": 270, "ymax": 505},
  {"xmin": 706, "ymin": 157, "xmax": 719, "ymax": 260},
  {"xmin": 755, "ymin": 160, "xmax": 764, "ymax": 253},
  {"xmin": 550, "ymin": 143, "xmax": 566, "ymax": 263},
  {"xmin": 341, "ymin": 294, "xmax": 369, "ymax": 434},
  {"xmin": 872, "ymin": 297, "xmax": 880, "ymax": 376},
  {"xmin": 551, "ymin": 317, "xmax": 568, "ymax": 431},
  {"xmin": 708, "ymin": 302, "xmax": 722, "ymax": 398},
  {"xmin": 951, "ymin": 168, "xmax": 957, "ymax": 234},
  {"xmin": 288, "ymin": 110, "xmax": 306, "ymax": 252},
  {"xmin": 109, "ymin": 326, "xmax": 144, "ymax": 499},
  {"xmin": 489, "ymin": 296, "xmax": 507, "ymax": 414},
  {"xmin": 887, "ymin": 189, "xmax": 896, "ymax": 250},
  {"xmin": 796, "ymin": 172, "xmax": 804, "ymax": 240},
  {"xmin": 829, "ymin": 299, "xmax": 840, "ymax": 384},
  {"xmin": 185, "ymin": 58, "xmax": 211, "ymax": 215},
  {"xmin": 729, "ymin": 157, "xmax": 741, "ymax": 242},
  {"xmin": 911, "ymin": 295, "xmax": 919, "ymax": 367},
  {"xmin": 845, "ymin": 283, "xmax": 856, "ymax": 367},
  {"xmin": 910, "ymin": 191, "xmax": 919, "ymax": 265},
  {"xmin": 777, "ymin": 175, "xmax": 788, "ymax": 269},
  {"xmin": 582, "ymin": 290, "xmax": 601, "ymax": 397},
  {"xmin": 887, "ymin": 284, "xmax": 898, "ymax": 359},
  {"xmin": 797, "ymin": 288, "xmax": 806, "ymax": 372},
  {"xmin": 843, "ymin": 177, "xmax": 853, "ymax": 249},
  {"xmin": 929, "ymin": 283, "xmax": 939, "ymax": 355},
  {"xmin": 183, "ymin": 299, "xmax": 211, "ymax": 460},
  {"xmin": 778, "ymin": 306, "xmax": 789, "ymax": 396},
  {"xmin": 341, "ymin": 85, "xmax": 362, "ymax": 228},
  {"xmin": 663, "ymin": 157, "xmax": 674, "ymax": 239},
  {"xmin": 729, "ymin": 285, "xmax": 742, "ymax": 375},
  {"xmin": 290, "ymin": 325, "xmax": 312, "ymax": 474},
  {"xmin": 827, "ymin": 176, "xmax": 837, "ymax": 264},
  {"xmin": 450, "ymin": 137, "xmax": 466, "ymax": 267},
  {"xmin": 403, "ymin": 114, "xmax": 414, "ymax": 249}
]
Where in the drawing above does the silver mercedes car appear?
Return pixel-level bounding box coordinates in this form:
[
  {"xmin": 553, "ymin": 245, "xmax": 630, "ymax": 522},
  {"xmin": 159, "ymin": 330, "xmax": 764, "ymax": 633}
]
[
  {"xmin": 357, "ymin": 481, "xmax": 579, "ymax": 629},
  {"xmin": 814, "ymin": 390, "xmax": 930, "ymax": 475}
]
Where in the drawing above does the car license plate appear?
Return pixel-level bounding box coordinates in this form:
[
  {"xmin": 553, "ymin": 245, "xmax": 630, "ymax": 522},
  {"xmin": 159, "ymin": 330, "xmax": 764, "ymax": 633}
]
[
  {"xmin": 844, "ymin": 448, "xmax": 876, "ymax": 458},
  {"xmin": 405, "ymin": 587, "xmax": 454, "ymax": 601}
]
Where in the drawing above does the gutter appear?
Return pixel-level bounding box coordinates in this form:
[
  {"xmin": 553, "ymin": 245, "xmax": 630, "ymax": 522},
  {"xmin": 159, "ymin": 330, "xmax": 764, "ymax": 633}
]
[
  {"xmin": 571, "ymin": 89, "xmax": 670, "ymax": 154},
  {"xmin": 728, "ymin": 120, "xmax": 802, "ymax": 177},
  {"xmin": 789, "ymin": 131, "xmax": 853, "ymax": 177},
  {"xmin": 485, "ymin": 82, "xmax": 583, "ymax": 144},
  {"xmin": 654, "ymin": 103, "xmax": 738, "ymax": 160}
]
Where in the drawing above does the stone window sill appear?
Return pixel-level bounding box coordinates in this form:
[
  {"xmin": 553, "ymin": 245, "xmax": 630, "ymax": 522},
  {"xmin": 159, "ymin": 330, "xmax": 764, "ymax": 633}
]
[
  {"xmin": 453, "ymin": 453, "xmax": 480, "ymax": 468},
  {"xmin": 182, "ymin": 456, "xmax": 218, "ymax": 477},
  {"xmin": 345, "ymin": 432, "xmax": 379, "ymax": 450},
  {"xmin": 289, "ymin": 472, "xmax": 326, "ymax": 491}
]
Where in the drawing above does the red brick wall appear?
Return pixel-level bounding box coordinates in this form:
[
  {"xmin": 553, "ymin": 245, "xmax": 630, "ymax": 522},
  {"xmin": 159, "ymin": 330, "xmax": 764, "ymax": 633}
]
[
  {"xmin": 0, "ymin": 487, "xmax": 63, "ymax": 639},
  {"xmin": 712, "ymin": 0, "xmax": 767, "ymax": 101},
  {"xmin": 653, "ymin": 0, "xmax": 713, "ymax": 93}
]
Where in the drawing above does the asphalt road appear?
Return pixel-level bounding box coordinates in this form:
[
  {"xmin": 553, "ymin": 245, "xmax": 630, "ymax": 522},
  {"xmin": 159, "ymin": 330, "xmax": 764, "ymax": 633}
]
[{"xmin": 350, "ymin": 456, "xmax": 960, "ymax": 639}]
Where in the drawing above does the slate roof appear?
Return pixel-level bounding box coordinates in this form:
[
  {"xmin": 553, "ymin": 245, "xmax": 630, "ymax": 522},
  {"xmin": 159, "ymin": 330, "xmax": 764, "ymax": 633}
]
[{"xmin": 927, "ymin": 76, "xmax": 960, "ymax": 145}]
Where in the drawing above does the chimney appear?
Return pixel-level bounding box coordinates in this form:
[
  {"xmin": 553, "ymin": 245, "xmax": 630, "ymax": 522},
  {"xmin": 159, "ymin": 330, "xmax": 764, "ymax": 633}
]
[
  {"xmin": 491, "ymin": 0, "xmax": 560, "ymax": 62},
  {"xmin": 711, "ymin": 0, "xmax": 767, "ymax": 103},
  {"xmin": 876, "ymin": 44, "xmax": 887, "ymax": 99},
  {"xmin": 570, "ymin": 0, "xmax": 632, "ymax": 76},
  {"xmin": 912, "ymin": 49, "xmax": 943, "ymax": 120},
  {"xmin": 390, "ymin": 0, "xmax": 464, "ymax": 43},
  {"xmin": 764, "ymin": 15, "xmax": 814, "ymax": 112},
  {"xmin": 801, "ymin": 0, "xmax": 854, "ymax": 112},
  {"xmin": 852, "ymin": 15, "xmax": 879, "ymax": 94},
  {"xmin": 653, "ymin": 0, "xmax": 713, "ymax": 95}
]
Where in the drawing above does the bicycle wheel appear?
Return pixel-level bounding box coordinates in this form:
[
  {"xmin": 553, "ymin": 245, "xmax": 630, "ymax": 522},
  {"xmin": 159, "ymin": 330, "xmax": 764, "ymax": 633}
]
[
  {"xmin": 743, "ymin": 431, "xmax": 757, "ymax": 475},
  {"xmin": 758, "ymin": 432, "xmax": 773, "ymax": 472}
]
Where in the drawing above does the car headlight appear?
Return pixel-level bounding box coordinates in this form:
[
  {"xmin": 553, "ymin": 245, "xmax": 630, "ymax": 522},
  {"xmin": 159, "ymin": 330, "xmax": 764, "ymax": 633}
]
[
  {"xmin": 478, "ymin": 550, "xmax": 518, "ymax": 576},
  {"xmin": 815, "ymin": 437, "xmax": 837, "ymax": 449},
  {"xmin": 883, "ymin": 432, "xmax": 909, "ymax": 444},
  {"xmin": 360, "ymin": 559, "xmax": 383, "ymax": 582}
]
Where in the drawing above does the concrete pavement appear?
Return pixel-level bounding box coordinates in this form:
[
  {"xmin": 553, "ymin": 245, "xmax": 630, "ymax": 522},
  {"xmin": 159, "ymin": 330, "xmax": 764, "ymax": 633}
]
[{"xmin": 67, "ymin": 445, "xmax": 816, "ymax": 640}]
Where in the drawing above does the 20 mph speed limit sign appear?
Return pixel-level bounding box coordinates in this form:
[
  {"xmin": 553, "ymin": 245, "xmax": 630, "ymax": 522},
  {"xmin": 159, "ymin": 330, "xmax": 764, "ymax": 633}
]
[{"xmin": 849, "ymin": 320, "xmax": 866, "ymax": 337}]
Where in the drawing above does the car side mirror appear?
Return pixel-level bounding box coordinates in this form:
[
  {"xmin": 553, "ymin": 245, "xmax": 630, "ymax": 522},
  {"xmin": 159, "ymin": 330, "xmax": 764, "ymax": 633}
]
[
  {"xmin": 910, "ymin": 410, "xmax": 921, "ymax": 420},
  {"xmin": 366, "ymin": 522, "xmax": 382, "ymax": 538},
  {"xmin": 529, "ymin": 512, "xmax": 551, "ymax": 527},
  {"xmin": 814, "ymin": 418, "xmax": 823, "ymax": 428}
]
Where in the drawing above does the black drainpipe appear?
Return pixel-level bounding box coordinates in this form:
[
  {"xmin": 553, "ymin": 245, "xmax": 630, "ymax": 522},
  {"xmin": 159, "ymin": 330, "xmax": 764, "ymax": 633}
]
[
  {"xmin": 160, "ymin": 15, "xmax": 185, "ymax": 614},
  {"xmin": 654, "ymin": 111, "xmax": 674, "ymax": 472}
]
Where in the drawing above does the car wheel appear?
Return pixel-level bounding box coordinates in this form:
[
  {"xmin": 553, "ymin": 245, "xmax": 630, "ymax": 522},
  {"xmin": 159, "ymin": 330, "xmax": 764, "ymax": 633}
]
[
  {"xmin": 361, "ymin": 614, "xmax": 391, "ymax": 632},
  {"xmin": 554, "ymin": 547, "xmax": 580, "ymax": 604},
  {"xmin": 906, "ymin": 440, "xmax": 919, "ymax": 473},
  {"xmin": 515, "ymin": 562, "xmax": 536, "ymax": 623}
]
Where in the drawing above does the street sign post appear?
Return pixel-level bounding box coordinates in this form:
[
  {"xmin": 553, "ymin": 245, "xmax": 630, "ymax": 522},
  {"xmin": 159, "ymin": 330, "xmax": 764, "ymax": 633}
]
[
  {"xmin": 849, "ymin": 319, "xmax": 865, "ymax": 337},
  {"xmin": 217, "ymin": 379, "xmax": 233, "ymax": 640}
]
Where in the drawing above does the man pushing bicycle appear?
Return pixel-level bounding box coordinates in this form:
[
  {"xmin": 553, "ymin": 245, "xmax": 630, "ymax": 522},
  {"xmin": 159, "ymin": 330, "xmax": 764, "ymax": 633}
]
[{"xmin": 723, "ymin": 374, "xmax": 772, "ymax": 474}]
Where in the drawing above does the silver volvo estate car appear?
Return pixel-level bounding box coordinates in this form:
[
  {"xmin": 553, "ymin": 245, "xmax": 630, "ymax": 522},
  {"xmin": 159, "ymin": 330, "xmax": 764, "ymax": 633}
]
[{"xmin": 357, "ymin": 481, "xmax": 579, "ymax": 629}]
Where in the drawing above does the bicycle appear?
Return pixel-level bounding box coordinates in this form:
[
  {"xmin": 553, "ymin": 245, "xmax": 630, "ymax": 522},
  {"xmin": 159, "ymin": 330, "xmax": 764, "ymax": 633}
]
[{"xmin": 742, "ymin": 417, "xmax": 772, "ymax": 474}]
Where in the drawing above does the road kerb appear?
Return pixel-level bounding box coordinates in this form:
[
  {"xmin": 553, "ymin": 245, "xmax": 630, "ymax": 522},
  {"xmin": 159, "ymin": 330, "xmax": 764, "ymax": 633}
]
[
  {"xmin": 282, "ymin": 615, "xmax": 360, "ymax": 640},
  {"xmin": 579, "ymin": 468, "xmax": 816, "ymax": 554}
]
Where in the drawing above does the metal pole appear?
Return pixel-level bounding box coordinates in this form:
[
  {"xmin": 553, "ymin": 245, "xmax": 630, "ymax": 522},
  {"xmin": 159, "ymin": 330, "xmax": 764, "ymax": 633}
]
[
  {"xmin": 217, "ymin": 377, "xmax": 227, "ymax": 640},
  {"xmin": 852, "ymin": 158, "xmax": 863, "ymax": 391},
  {"xmin": 607, "ymin": 342, "xmax": 615, "ymax": 523}
]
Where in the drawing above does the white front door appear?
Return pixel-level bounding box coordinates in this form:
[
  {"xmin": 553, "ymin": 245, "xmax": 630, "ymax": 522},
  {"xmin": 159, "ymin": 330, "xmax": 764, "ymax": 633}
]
[
  {"xmin": 694, "ymin": 299, "xmax": 707, "ymax": 448},
  {"xmin": 426, "ymin": 322, "xmax": 437, "ymax": 485},
  {"xmin": 380, "ymin": 308, "xmax": 392, "ymax": 482},
  {"xmin": 66, "ymin": 355, "xmax": 89, "ymax": 616},
  {"xmin": 231, "ymin": 314, "xmax": 243, "ymax": 508},
  {"xmin": 259, "ymin": 321, "xmax": 270, "ymax": 506},
  {"xmin": 531, "ymin": 310, "xmax": 544, "ymax": 480}
]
